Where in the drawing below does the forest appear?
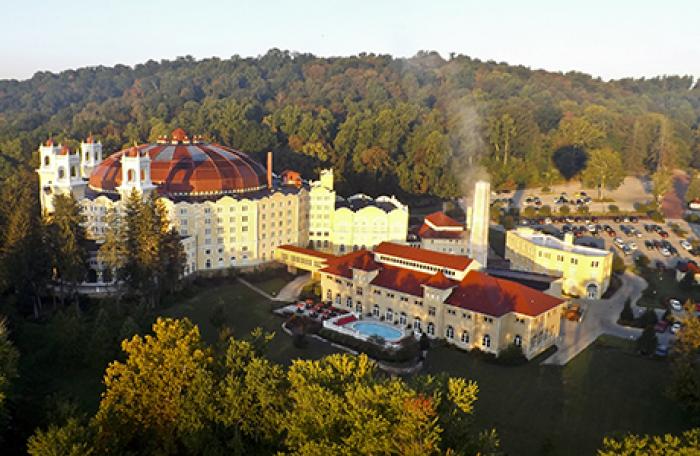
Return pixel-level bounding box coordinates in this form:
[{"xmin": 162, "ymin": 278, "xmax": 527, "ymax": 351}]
[{"xmin": 0, "ymin": 49, "xmax": 699, "ymax": 198}]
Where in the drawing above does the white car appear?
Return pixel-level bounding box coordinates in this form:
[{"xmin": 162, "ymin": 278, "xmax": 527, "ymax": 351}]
[
  {"xmin": 614, "ymin": 237, "xmax": 624, "ymax": 247},
  {"xmin": 628, "ymin": 242, "xmax": 638, "ymax": 251},
  {"xmin": 671, "ymin": 322, "xmax": 682, "ymax": 334},
  {"xmin": 660, "ymin": 248, "xmax": 671, "ymax": 257},
  {"xmin": 681, "ymin": 240, "xmax": 693, "ymax": 251},
  {"xmin": 669, "ymin": 299, "xmax": 682, "ymax": 311}
]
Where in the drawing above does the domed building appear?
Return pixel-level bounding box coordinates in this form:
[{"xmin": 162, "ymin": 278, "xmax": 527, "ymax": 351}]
[{"xmin": 37, "ymin": 129, "xmax": 311, "ymax": 281}]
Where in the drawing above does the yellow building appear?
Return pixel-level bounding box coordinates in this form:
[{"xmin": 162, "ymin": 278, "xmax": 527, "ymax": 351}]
[
  {"xmin": 319, "ymin": 243, "xmax": 565, "ymax": 359},
  {"xmin": 505, "ymin": 227, "xmax": 612, "ymax": 299},
  {"xmin": 417, "ymin": 211, "xmax": 469, "ymax": 255},
  {"xmin": 274, "ymin": 244, "xmax": 336, "ymax": 279},
  {"xmin": 309, "ymin": 169, "xmax": 409, "ymax": 253}
]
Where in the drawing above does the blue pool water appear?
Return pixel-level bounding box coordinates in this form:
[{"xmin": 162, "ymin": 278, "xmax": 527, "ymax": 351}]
[{"xmin": 350, "ymin": 322, "xmax": 402, "ymax": 341}]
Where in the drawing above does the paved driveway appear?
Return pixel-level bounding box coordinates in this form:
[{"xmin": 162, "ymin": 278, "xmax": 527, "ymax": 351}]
[{"xmin": 542, "ymin": 272, "xmax": 676, "ymax": 365}]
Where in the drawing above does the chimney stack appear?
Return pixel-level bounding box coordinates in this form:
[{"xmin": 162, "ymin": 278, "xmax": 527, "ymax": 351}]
[{"xmin": 266, "ymin": 151, "xmax": 273, "ymax": 190}]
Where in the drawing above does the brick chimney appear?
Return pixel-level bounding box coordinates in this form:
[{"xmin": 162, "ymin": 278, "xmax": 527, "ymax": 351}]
[{"xmin": 267, "ymin": 151, "xmax": 272, "ymax": 189}]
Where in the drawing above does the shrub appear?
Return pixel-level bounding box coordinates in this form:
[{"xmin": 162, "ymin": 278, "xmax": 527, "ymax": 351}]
[
  {"xmin": 608, "ymin": 204, "xmax": 620, "ymax": 214},
  {"xmin": 500, "ymin": 215, "xmax": 516, "ymax": 230},
  {"xmin": 636, "ymin": 325, "xmax": 658, "ymax": 355},
  {"xmin": 318, "ymin": 328, "xmax": 420, "ymax": 363},
  {"xmin": 540, "ymin": 205, "xmax": 552, "ymax": 216},
  {"xmin": 522, "ymin": 206, "xmax": 537, "ymax": 218},
  {"xmin": 647, "ymin": 210, "xmax": 664, "ymax": 222},
  {"xmin": 559, "ymin": 205, "xmax": 570, "ymax": 215},
  {"xmin": 635, "ymin": 254, "xmax": 650, "ymax": 272},
  {"xmin": 638, "ymin": 308, "xmax": 658, "ymax": 327},
  {"xmin": 686, "ymin": 213, "xmax": 700, "ymax": 224},
  {"xmin": 497, "ymin": 343, "xmax": 528, "ymax": 365},
  {"xmin": 577, "ymin": 205, "xmax": 589, "ymax": 214},
  {"xmin": 619, "ymin": 298, "xmax": 634, "ymax": 324}
]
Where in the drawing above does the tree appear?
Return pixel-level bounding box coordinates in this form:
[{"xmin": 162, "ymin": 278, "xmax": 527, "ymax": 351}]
[
  {"xmin": 94, "ymin": 318, "xmax": 214, "ymax": 454},
  {"xmin": 27, "ymin": 418, "xmax": 94, "ymax": 456},
  {"xmin": 686, "ymin": 172, "xmax": 700, "ymax": 203},
  {"xmin": 651, "ymin": 168, "xmax": 673, "ymax": 205},
  {"xmin": 46, "ymin": 194, "xmax": 89, "ymax": 306},
  {"xmin": 636, "ymin": 325, "xmax": 658, "ymax": 355},
  {"xmin": 598, "ymin": 428, "xmax": 700, "ymax": 455},
  {"xmin": 580, "ymin": 147, "xmax": 625, "ymax": 199},
  {"xmin": 488, "ymin": 113, "xmax": 517, "ymax": 166},
  {"xmin": 0, "ymin": 317, "xmax": 18, "ymax": 432},
  {"xmin": 619, "ymin": 298, "xmax": 634, "ymax": 323},
  {"xmin": 668, "ymin": 301, "xmax": 700, "ymax": 415}
]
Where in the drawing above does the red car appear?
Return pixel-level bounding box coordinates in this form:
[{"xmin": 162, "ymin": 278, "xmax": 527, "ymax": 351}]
[
  {"xmin": 659, "ymin": 230, "xmax": 669, "ymax": 238},
  {"xmin": 654, "ymin": 321, "xmax": 669, "ymax": 333},
  {"xmin": 607, "ymin": 230, "xmax": 616, "ymax": 237}
]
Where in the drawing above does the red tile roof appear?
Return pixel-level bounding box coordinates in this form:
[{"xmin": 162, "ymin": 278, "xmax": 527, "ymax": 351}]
[
  {"xmin": 424, "ymin": 271, "xmax": 456, "ymax": 289},
  {"xmin": 374, "ymin": 242, "xmax": 473, "ymax": 270},
  {"xmin": 425, "ymin": 211, "xmax": 462, "ymax": 228},
  {"xmin": 446, "ymin": 270, "xmax": 564, "ymax": 317},
  {"xmin": 417, "ymin": 224, "xmax": 465, "ymax": 239},
  {"xmin": 370, "ymin": 265, "xmax": 435, "ymax": 297},
  {"xmin": 320, "ymin": 250, "xmax": 378, "ymax": 278},
  {"xmin": 276, "ymin": 244, "xmax": 336, "ymax": 261}
]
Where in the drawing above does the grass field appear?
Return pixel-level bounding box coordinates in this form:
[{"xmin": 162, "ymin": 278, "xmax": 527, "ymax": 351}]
[
  {"xmin": 160, "ymin": 279, "xmax": 339, "ymax": 365},
  {"xmin": 423, "ymin": 335, "xmax": 689, "ymax": 455},
  {"xmin": 637, "ymin": 267, "xmax": 700, "ymax": 309}
]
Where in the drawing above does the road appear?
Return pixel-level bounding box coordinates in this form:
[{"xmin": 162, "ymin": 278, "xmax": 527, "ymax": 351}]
[{"xmin": 542, "ymin": 271, "xmax": 674, "ymax": 365}]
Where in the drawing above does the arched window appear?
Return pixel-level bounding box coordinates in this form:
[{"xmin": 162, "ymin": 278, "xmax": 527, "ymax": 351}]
[
  {"xmin": 399, "ymin": 312, "xmax": 407, "ymax": 325},
  {"xmin": 385, "ymin": 308, "xmax": 393, "ymax": 321},
  {"xmin": 57, "ymin": 167, "xmax": 66, "ymax": 179},
  {"xmin": 461, "ymin": 330, "xmax": 469, "ymax": 343},
  {"xmin": 514, "ymin": 335, "xmax": 522, "ymax": 347},
  {"xmin": 326, "ymin": 290, "xmax": 332, "ymax": 300},
  {"xmin": 446, "ymin": 325, "xmax": 454, "ymax": 339},
  {"xmin": 355, "ymin": 302, "xmax": 363, "ymax": 314},
  {"xmin": 372, "ymin": 304, "xmax": 380, "ymax": 317},
  {"xmin": 141, "ymin": 169, "xmax": 146, "ymax": 181},
  {"xmin": 335, "ymin": 294, "xmax": 341, "ymax": 305},
  {"xmin": 205, "ymin": 259, "xmax": 212, "ymax": 269},
  {"xmin": 346, "ymin": 296, "xmax": 352, "ymax": 308},
  {"xmin": 427, "ymin": 322, "xmax": 435, "ymax": 336},
  {"xmin": 43, "ymin": 155, "xmax": 50, "ymax": 167},
  {"xmin": 414, "ymin": 317, "xmax": 422, "ymax": 333},
  {"xmin": 483, "ymin": 334, "xmax": 491, "ymax": 348},
  {"xmin": 71, "ymin": 166, "xmax": 78, "ymax": 178},
  {"xmin": 127, "ymin": 169, "xmax": 136, "ymax": 183}
]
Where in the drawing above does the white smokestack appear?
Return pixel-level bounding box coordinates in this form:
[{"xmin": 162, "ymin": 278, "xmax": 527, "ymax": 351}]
[{"xmin": 469, "ymin": 180, "xmax": 490, "ymax": 268}]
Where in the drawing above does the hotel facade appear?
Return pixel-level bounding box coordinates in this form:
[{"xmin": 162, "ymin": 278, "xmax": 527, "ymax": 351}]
[
  {"xmin": 505, "ymin": 227, "xmax": 613, "ymax": 299},
  {"xmin": 319, "ymin": 242, "xmax": 566, "ymax": 359}
]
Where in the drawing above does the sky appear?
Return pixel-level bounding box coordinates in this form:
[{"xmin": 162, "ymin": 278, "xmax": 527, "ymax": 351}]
[{"xmin": 1, "ymin": 0, "xmax": 698, "ymax": 81}]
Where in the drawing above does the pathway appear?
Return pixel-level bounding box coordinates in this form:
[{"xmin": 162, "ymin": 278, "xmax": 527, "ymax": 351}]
[
  {"xmin": 542, "ymin": 272, "xmax": 648, "ymax": 365},
  {"xmin": 237, "ymin": 274, "xmax": 311, "ymax": 302},
  {"xmin": 660, "ymin": 170, "xmax": 689, "ymax": 219},
  {"xmin": 274, "ymin": 274, "xmax": 311, "ymax": 302}
]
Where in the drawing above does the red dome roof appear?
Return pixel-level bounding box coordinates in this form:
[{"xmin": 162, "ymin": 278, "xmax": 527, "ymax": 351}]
[{"xmin": 88, "ymin": 141, "xmax": 267, "ymax": 196}]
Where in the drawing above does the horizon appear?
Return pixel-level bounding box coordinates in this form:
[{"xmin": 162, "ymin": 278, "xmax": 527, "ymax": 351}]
[{"xmin": 2, "ymin": 0, "xmax": 699, "ymax": 82}]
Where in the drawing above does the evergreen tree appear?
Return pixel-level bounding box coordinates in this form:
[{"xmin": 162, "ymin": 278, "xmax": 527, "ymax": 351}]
[
  {"xmin": 46, "ymin": 194, "xmax": 89, "ymax": 306},
  {"xmin": 0, "ymin": 317, "xmax": 19, "ymax": 435},
  {"xmin": 619, "ymin": 298, "xmax": 634, "ymax": 323},
  {"xmin": 636, "ymin": 325, "xmax": 658, "ymax": 355}
]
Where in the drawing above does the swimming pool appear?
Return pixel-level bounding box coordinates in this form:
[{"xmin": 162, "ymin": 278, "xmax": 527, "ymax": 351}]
[{"xmin": 349, "ymin": 322, "xmax": 403, "ymax": 342}]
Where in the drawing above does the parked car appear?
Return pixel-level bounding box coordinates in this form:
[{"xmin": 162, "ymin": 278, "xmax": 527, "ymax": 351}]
[
  {"xmin": 644, "ymin": 240, "xmax": 654, "ymax": 250},
  {"xmin": 671, "ymin": 322, "xmax": 682, "ymax": 334},
  {"xmin": 659, "ymin": 230, "xmax": 669, "ymax": 238},
  {"xmin": 669, "ymin": 299, "xmax": 683, "ymax": 311},
  {"xmin": 565, "ymin": 304, "xmax": 584, "ymax": 322},
  {"xmin": 681, "ymin": 240, "xmax": 693, "ymax": 250},
  {"xmin": 654, "ymin": 321, "xmax": 669, "ymax": 333},
  {"xmin": 628, "ymin": 241, "xmax": 638, "ymax": 251}
]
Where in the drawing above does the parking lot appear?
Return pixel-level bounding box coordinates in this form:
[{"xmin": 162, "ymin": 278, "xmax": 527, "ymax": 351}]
[{"xmin": 516, "ymin": 215, "xmax": 698, "ymax": 268}]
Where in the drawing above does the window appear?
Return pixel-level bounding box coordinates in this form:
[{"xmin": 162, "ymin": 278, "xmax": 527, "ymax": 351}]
[
  {"xmin": 326, "ymin": 290, "xmax": 332, "ymax": 300},
  {"xmin": 399, "ymin": 312, "xmax": 407, "ymax": 325},
  {"xmin": 355, "ymin": 302, "xmax": 363, "ymax": 313},
  {"xmin": 514, "ymin": 335, "xmax": 522, "ymax": 347},
  {"xmin": 482, "ymin": 334, "xmax": 491, "ymax": 348},
  {"xmin": 386, "ymin": 308, "xmax": 393, "ymax": 321},
  {"xmin": 427, "ymin": 322, "xmax": 435, "ymax": 336},
  {"xmin": 461, "ymin": 331, "xmax": 469, "ymax": 343},
  {"xmin": 372, "ymin": 305, "xmax": 380, "ymax": 317},
  {"xmin": 346, "ymin": 296, "xmax": 352, "ymax": 308},
  {"xmin": 591, "ymin": 261, "xmax": 599, "ymax": 268},
  {"xmin": 413, "ymin": 318, "xmax": 422, "ymax": 333},
  {"xmin": 428, "ymin": 307, "xmax": 436, "ymax": 316},
  {"xmin": 446, "ymin": 325, "xmax": 454, "ymax": 339},
  {"xmin": 335, "ymin": 294, "xmax": 340, "ymax": 305}
]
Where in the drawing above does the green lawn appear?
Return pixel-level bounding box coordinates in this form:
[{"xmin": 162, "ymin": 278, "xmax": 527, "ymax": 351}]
[
  {"xmin": 253, "ymin": 277, "xmax": 291, "ymax": 297},
  {"xmin": 637, "ymin": 267, "xmax": 700, "ymax": 309},
  {"xmin": 160, "ymin": 280, "xmax": 339, "ymax": 365},
  {"xmin": 423, "ymin": 336, "xmax": 689, "ymax": 456}
]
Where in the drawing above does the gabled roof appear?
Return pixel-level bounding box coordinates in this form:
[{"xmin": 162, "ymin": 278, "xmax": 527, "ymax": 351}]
[
  {"xmin": 319, "ymin": 250, "xmax": 378, "ymax": 278},
  {"xmin": 424, "ymin": 271, "xmax": 456, "ymax": 289},
  {"xmin": 446, "ymin": 270, "xmax": 564, "ymax": 317},
  {"xmin": 425, "ymin": 211, "xmax": 463, "ymax": 228},
  {"xmin": 370, "ymin": 265, "xmax": 434, "ymax": 297},
  {"xmin": 418, "ymin": 224, "xmax": 466, "ymax": 239},
  {"xmin": 374, "ymin": 242, "xmax": 473, "ymax": 270}
]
